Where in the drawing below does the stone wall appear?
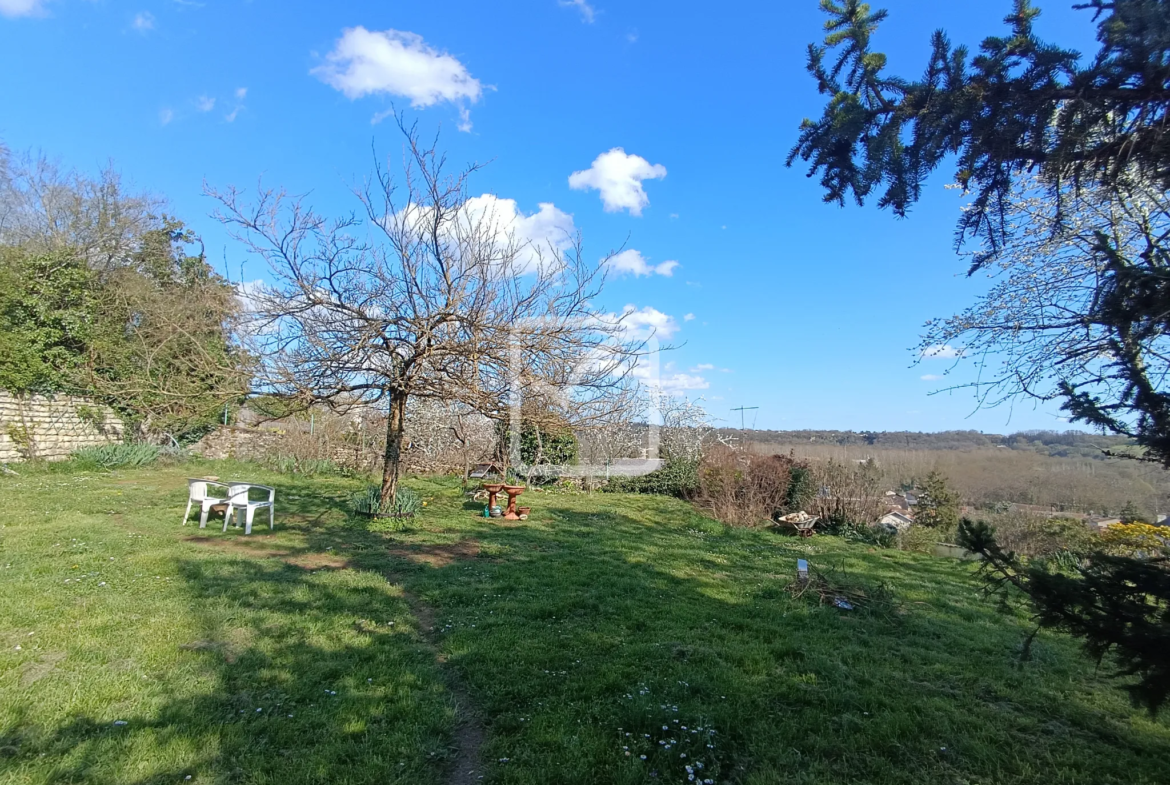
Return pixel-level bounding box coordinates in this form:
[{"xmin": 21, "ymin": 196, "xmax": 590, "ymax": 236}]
[
  {"xmin": 190, "ymin": 424, "xmax": 458, "ymax": 474},
  {"xmin": 0, "ymin": 392, "xmax": 125, "ymax": 462}
]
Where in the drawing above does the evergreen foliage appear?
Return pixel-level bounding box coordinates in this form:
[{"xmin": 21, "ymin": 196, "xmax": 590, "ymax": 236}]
[
  {"xmin": 517, "ymin": 422, "xmax": 579, "ymax": 466},
  {"xmin": 790, "ymin": 0, "xmax": 1170, "ymax": 466},
  {"xmin": 603, "ymin": 459, "xmax": 700, "ymax": 498},
  {"xmin": 0, "ymin": 249, "xmax": 93, "ymax": 394},
  {"xmin": 915, "ymin": 470, "xmax": 961, "ymax": 529},
  {"xmin": 796, "ymin": 0, "xmax": 1170, "ymax": 715},
  {"xmin": 959, "ymin": 517, "xmax": 1170, "ymax": 713},
  {"xmin": 790, "ymin": 0, "xmax": 1170, "ymax": 263},
  {"xmin": 1120, "ymin": 500, "xmax": 1149, "ymax": 524}
]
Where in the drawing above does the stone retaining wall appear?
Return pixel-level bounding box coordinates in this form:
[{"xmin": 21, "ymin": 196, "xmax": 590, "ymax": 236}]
[
  {"xmin": 191, "ymin": 424, "xmax": 459, "ymax": 474},
  {"xmin": 0, "ymin": 392, "xmax": 125, "ymax": 462}
]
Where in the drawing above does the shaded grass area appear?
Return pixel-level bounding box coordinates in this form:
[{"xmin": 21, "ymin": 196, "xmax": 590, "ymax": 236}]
[{"xmin": 1, "ymin": 462, "xmax": 1169, "ymax": 784}]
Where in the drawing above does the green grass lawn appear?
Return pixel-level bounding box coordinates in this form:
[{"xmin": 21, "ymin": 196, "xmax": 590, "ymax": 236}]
[{"xmin": 1, "ymin": 462, "xmax": 1168, "ymax": 784}]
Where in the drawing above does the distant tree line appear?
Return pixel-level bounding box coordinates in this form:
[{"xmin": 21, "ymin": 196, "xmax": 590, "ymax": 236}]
[{"xmin": 737, "ymin": 428, "xmax": 1133, "ymax": 459}]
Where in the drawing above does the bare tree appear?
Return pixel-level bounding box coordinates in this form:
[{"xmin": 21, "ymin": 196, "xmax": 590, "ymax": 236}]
[
  {"xmin": 807, "ymin": 458, "xmax": 886, "ymax": 526},
  {"xmin": 210, "ymin": 120, "xmax": 634, "ymax": 503},
  {"xmin": 0, "ymin": 145, "xmax": 162, "ymax": 271},
  {"xmin": 404, "ymin": 397, "xmax": 495, "ymax": 478},
  {"xmin": 657, "ymin": 392, "xmax": 717, "ymax": 463},
  {"xmin": 577, "ymin": 392, "xmax": 647, "ymax": 468}
]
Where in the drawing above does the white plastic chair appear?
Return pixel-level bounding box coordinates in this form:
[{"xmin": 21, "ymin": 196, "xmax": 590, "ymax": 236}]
[
  {"xmin": 223, "ymin": 483, "xmax": 275, "ymax": 535},
  {"xmin": 183, "ymin": 479, "xmax": 231, "ymax": 528}
]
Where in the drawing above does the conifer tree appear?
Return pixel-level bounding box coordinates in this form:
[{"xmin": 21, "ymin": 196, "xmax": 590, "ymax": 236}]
[
  {"xmin": 915, "ymin": 471, "xmax": 960, "ymax": 530},
  {"xmin": 793, "ymin": 0, "xmax": 1170, "ymax": 712}
]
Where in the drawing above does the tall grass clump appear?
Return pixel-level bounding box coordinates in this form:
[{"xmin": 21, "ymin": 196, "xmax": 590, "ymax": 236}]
[
  {"xmin": 350, "ymin": 485, "xmax": 422, "ymax": 531},
  {"xmin": 70, "ymin": 443, "xmax": 167, "ymax": 470}
]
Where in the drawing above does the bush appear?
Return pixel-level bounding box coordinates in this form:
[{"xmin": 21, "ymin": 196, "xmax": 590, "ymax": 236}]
[
  {"xmin": 976, "ymin": 510, "xmax": 1099, "ymax": 560},
  {"xmin": 71, "ymin": 443, "xmax": 168, "ymax": 470},
  {"xmin": 898, "ymin": 524, "xmax": 943, "ymax": 554},
  {"xmin": 817, "ymin": 515, "xmax": 898, "ymax": 547},
  {"xmin": 695, "ymin": 447, "xmax": 795, "ymax": 527},
  {"xmin": 602, "ymin": 460, "xmax": 698, "ymax": 498},
  {"xmin": 350, "ymin": 485, "xmax": 423, "ymax": 525},
  {"xmin": 1099, "ymin": 522, "xmax": 1170, "ymax": 558}
]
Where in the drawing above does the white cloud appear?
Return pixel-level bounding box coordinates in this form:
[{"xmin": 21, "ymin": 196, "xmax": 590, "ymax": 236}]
[
  {"xmin": 235, "ymin": 279, "xmax": 266, "ymax": 311},
  {"xmin": 628, "ymin": 359, "xmax": 708, "ymax": 393},
  {"xmin": 690, "ymin": 363, "xmax": 714, "ymax": 372},
  {"xmin": 568, "ymin": 148, "xmax": 666, "ymax": 216},
  {"xmin": 612, "ymin": 305, "xmax": 679, "ymax": 341},
  {"xmin": 395, "ymin": 194, "xmax": 575, "ymax": 274},
  {"xmin": 606, "ymin": 249, "xmax": 678, "ymax": 278},
  {"xmin": 159, "ymin": 108, "xmax": 174, "ymax": 125},
  {"xmin": 0, "ymin": 0, "xmax": 47, "ymax": 18},
  {"xmin": 920, "ymin": 374, "xmax": 943, "ymax": 381},
  {"xmin": 235, "ymin": 280, "xmax": 276, "ymax": 339},
  {"xmin": 460, "ymin": 195, "xmax": 575, "ymax": 272},
  {"xmin": 683, "ymin": 313, "xmax": 695, "ymax": 322},
  {"xmin": 558, "ymin": 0, "xmax": 596, "ymax": 23},
  {"xmin": 659, "ymin": 373, "xmax": 709, "ymax": 392},
  {"xmin": 196, "ymin": 95, "xmax": 216, "ymax": 112},
  {"xmin": 132, "ymin": 11, "xmax": 154, "ymax": 32},
  {"xmin": 921, "ymin": 344, "xmax": 963, "ymax": 359},
  {"xmin": 312, "ymin": 27, "xmax": 482, "ymax": 129},
  {"xmin": 224, "ymin": 88, "xmax": 247, "ymax": 122}
]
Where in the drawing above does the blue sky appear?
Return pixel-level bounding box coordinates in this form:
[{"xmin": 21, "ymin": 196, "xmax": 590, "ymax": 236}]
[{"xmin": 0, "ymin": 0, "xmax": 1103, "ymax": 433}]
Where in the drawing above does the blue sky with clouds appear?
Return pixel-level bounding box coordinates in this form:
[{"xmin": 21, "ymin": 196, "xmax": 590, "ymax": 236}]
[{"xmin": 0, "ymin": 0, "xmax": 1103, "ymax": 432}]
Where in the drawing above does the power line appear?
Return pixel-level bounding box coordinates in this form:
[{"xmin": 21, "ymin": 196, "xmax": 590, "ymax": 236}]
[{"xmin": 731, "ymin": 405, "xmax": 759, "ymax": 431}]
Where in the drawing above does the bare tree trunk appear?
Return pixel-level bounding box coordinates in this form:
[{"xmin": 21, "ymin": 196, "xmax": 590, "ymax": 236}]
[{"xmin": 381, "ymin": 389, "xmax": 408, "ymax": 506}]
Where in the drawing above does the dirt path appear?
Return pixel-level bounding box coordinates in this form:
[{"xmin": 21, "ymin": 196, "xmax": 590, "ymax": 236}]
[{"xmin": 385, "ymin": 567, "xmax": 487, "ymax": 785}]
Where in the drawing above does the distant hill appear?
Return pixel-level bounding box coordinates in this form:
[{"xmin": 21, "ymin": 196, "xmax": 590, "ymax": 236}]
[{"xmin": 728, "ymin": 429, "xmax": 1135, "ymax": 460}]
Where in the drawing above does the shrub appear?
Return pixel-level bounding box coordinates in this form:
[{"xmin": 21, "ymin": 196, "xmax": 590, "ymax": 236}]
[
  {"xmin": 602, "ymin": 460, "xmax": 698, "ymax": 498},
  {"xmin": 976, "ymin": 510, "xmax": 1099, "ymax": 560},
  {"xmin": 695, "ymin": 447, "xmax": 794, "ymax": 527},
  {"xmin": 1099, "ymin": 522, "xmax": 1170, "ymax": 558},
  {"xmin": 350, "ymin": 485, "xmax": 423, "ymax": 524},
  {"xmin": 899, "ymin": 524, "xmax": 942, "ymax": 554},
  {"xmin": 785, "ymin": 464, "xmax": 816, "ymax": 512},
  {"xmin": 817, "ymin": 515, "xmax": 898, "ymax": 547},
  {"xmin": 71, "ymin": 443, "xmax": 167, "ymax": 470}
]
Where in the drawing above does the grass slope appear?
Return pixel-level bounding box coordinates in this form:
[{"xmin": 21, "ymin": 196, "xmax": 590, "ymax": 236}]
[{"xmin": 1, "ymin": 462, "xmax": 1168, "ymax": 784}]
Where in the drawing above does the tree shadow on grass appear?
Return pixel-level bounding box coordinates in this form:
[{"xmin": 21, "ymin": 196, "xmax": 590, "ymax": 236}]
[
  {"xmin": 1, "ymin": 553, "xmax": 455, "ymax": 785},
  {"xmin": 370, "ymin": 502, "xmax": 1170, "ymax": 785},
  {"xmin": 6, "ymin": 477, "xmax": 1170, "ymax": 785}
]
